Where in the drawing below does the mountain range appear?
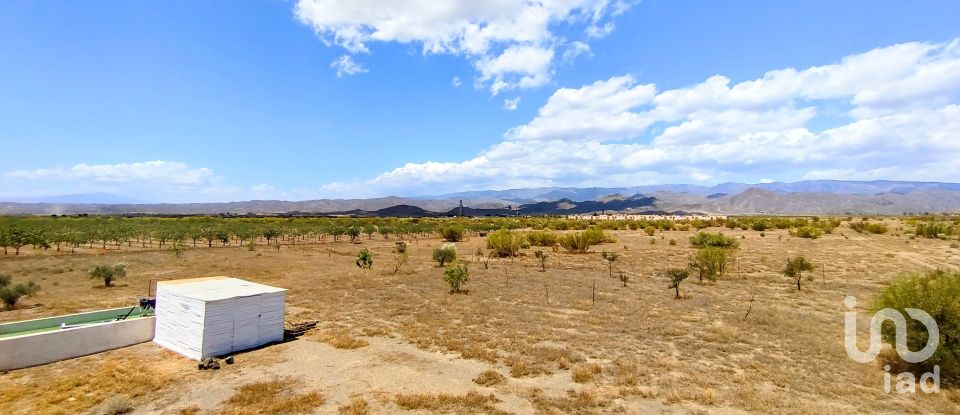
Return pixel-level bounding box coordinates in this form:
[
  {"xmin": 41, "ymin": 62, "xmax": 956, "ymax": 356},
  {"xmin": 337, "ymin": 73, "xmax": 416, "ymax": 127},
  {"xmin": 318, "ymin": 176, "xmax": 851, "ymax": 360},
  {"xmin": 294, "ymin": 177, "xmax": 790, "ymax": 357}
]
[{"xmin": 2, "ymin": 180, "xmax": 960, "ymax": 216}]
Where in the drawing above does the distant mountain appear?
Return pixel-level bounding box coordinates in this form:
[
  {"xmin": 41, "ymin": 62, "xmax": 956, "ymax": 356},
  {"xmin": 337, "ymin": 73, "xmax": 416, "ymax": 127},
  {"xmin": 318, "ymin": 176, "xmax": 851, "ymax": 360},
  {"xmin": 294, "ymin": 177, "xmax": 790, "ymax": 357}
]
[
  {"xmin": 0, "ymin": 192, "xmax": 149, "ymax": 204},
  {"xmin": 435, "ymin": 180, "xmax": 960, "ymax": 202},
  {"xmin": 1, "ymin": 180, "xmax": 960, "ymax": 216}
]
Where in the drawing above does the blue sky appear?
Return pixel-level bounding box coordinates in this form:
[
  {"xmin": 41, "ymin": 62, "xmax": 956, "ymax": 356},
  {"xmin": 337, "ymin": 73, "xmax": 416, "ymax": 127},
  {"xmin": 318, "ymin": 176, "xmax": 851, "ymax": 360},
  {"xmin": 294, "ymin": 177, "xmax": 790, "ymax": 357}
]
[{"xmin": 1, "ymin": 0, "xmax": 959, "ymax": 202}]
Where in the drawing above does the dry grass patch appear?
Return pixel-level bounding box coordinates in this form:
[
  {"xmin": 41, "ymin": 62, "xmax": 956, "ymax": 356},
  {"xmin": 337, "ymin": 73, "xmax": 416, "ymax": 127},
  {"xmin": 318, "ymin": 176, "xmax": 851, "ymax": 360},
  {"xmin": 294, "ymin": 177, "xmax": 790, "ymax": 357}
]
[
  {"xmin": 337, "ymin": 396, "xmax": 371, "ymax": 415},
  {"xmin": 572, "ymin": 363, "xmax": 602, "ymax": 383},
  {"xmin": 505, "ymin": 356, "xmax": 550, "ymax": 378},
  {"xmin": 315, "ymin": 329, "xmax": 369, "ymax": 349},
  {"xmin": 393, "ymin": 390, "xmax": 507, "ymax": 414},
  {"xmin": 473, "ymin": 370, "xmax": 506, "ymax": 386},
  {"xmin": 217, "ymin": 378, "xmax": 324, "ymax": 415},
  {"xmin": 179, "ymin": 405, "xmax": 201, "ymax": 415},
  {"xmin": 0, "ymin": 358, "xmax": 174, "ymax": 414}
]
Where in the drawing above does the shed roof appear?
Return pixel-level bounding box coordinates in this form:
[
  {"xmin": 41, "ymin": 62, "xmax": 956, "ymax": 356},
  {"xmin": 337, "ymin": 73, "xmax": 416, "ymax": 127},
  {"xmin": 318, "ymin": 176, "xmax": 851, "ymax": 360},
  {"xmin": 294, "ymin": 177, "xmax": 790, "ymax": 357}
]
[{"xmin": 156, "ymin": 276, "xmax": 286, "ymax": 301}]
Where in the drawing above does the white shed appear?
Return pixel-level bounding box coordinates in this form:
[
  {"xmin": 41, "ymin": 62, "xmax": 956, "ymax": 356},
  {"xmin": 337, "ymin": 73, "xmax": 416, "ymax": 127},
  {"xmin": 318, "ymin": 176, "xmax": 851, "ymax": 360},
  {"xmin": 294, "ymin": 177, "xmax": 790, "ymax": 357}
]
[{"xmin": 153, "ymin": 276, "xmax": 286, "ymax": 360}]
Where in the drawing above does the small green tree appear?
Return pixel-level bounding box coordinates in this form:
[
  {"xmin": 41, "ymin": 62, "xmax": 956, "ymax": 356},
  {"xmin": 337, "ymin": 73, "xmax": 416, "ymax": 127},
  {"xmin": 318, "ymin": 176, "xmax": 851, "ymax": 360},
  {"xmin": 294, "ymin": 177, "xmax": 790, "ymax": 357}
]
[
  {"xmin": 432, "ymin": 243, "xmax": 457, "ymax": 267},
  {"xmin": 0, "ymin": 274, "xmax": 40, "ymax": 310},
  {"xmin": 643, "ymin": 226, "xmax": 656, "ymax": 236},
  {"xmin": 356, "ymin": 248, "xmax": 373, "ymax": 268},
  {"xmin": 89, "ymin": 263, "xmax": 127, "ymax": 287},
  {"xmin": 486, "ymin": 229, "xmax": 523, "ymax": 257},
  {"xmin": 667, "ymin": 268, "xmax": 690, "ymax": 299},
  {"xmin": 618, "ymin": 271, "xmax": 630, "ymax": 287},
  {"xmin": 363, "ymin": 224, "xmax": 377, "ymax": 240},
  {"xmin": 535, "ymin": 249, "xmax": 548, "ymax": 272},
  {"xmin": 601, "ymin": 251, "xmax": 620, "ymax": 277},
  {"xmin": 443, "ymin": 261, "xmax": 470, "ymax": 293},
  {"xmin": 783, "ymin": 256, "xmax": 815, "ymax": 291}
]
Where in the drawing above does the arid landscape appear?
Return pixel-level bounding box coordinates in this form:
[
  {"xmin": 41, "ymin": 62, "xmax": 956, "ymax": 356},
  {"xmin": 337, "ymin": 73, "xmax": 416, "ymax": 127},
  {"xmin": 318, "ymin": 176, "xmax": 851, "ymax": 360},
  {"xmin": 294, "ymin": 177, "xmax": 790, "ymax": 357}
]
[{"xmin": 1, "ymin": 217, "xmax": 959, "ymax": 414}]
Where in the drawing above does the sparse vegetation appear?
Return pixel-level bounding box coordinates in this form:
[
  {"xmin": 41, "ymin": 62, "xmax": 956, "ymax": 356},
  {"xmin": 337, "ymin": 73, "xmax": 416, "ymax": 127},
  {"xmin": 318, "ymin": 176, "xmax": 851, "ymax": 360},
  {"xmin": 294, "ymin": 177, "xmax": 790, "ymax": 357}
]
[
  {"xmin": 689, "ymin": 246, "xmax": 729, "ymax": 283},
  {"xmin": 850, "ymin": 221, "xmax": 889, "ymax": 234},
  {"xmin": 558, "ymin": 227, "xmax": 611, "ymax": 253},
  {"xmin": 220, "ymin": 378, "xmax": 324, "ymax": 415},
  {"xmin": 790, "ymin": 226, "xmax": 823, "ymax": 239}
]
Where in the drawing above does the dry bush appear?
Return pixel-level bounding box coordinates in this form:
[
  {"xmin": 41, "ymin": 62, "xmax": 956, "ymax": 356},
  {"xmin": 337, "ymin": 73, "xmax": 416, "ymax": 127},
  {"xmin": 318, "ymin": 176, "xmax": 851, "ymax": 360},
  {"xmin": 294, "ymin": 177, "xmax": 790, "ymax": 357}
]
[
  {"xmin": 98, "ymin": 396, "xmax": 133, "ymax": 415},
  {"xmin": 505, "ymin": 356, "xmax": 550, "ymax": 378},
  {"xmin": 572, "ymin": 363, "xmax": 602, "ymax": 383},
  {"xmin": 179, "ymin": 406, "xmax": 201, "ymax": 415},
  {"xmin": 393, "ymin": 391, "xmax": 507, "ymax": 414},
  {"xmin": 219, "ymin": 378, "xmax": 324, "ymax": 415},
  {"xmin": 338, "ymin": 397, "xmax": 371, "ymax": 415},
  {"xmin": 473, "ymin": 370, "xmax": 506, "ymax": 386},
  {"xmin": 531, "ymin": 388, "xmax": 602, "ymax": 413}
]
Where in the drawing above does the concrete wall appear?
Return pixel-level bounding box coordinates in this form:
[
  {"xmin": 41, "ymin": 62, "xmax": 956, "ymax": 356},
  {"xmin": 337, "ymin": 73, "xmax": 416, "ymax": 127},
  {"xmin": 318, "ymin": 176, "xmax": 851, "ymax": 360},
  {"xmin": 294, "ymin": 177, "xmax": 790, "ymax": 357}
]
[
  {"xmin": 0, "ymin": 306, "xmax": 148, "ymax": 335},
  {"xmin": 0, "ymin": 316, "xmax": 155, "ymax": 371}
]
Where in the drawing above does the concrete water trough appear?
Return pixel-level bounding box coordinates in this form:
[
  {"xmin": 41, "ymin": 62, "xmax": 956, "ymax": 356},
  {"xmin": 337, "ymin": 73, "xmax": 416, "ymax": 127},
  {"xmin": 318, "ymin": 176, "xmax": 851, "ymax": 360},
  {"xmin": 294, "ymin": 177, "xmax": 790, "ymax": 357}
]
[{"xmin": 0, "ymin": 306, "xmax": 155, "ymax": 371}]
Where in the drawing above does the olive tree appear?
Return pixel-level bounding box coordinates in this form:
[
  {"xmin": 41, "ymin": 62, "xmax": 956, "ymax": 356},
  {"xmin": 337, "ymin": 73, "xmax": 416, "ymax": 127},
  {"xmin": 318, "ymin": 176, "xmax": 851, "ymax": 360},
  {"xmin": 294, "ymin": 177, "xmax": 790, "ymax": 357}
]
[
  {"xmin": 0, "ymin": 273, "xmax": 40, "ymax": 310},
  {"xmin": 667, "ymin": 268, "xmax": 690, "ymax": 299},
  {"xmin": 89, "ymin": 263, "xmax": 127, "ymax": 287}
]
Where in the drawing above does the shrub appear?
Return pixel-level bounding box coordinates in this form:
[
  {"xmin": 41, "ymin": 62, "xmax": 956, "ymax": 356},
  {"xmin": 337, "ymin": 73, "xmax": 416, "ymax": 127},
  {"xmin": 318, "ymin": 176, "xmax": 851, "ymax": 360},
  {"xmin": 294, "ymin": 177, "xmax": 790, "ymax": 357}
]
[
  {"xmin": 915, "ymin": 222, "xmax": 953, "ymax": 239},
  {"xmin": 432, "ymin": 243, "xmax": 457, "ymax": 267},
  {"xmin": 789, "ymin": 226, "xmax": 823, "ymax": 239},
  {"xmin": 0, "ymin": 273, "xmax": 40, "ymax": 310},
  {"xmin": 689, "ymin": 247, "xmax": 729, "ymax": 283},
  {"xmin": 439, "ymin": 225, "xmax": 464, "ymax": 242},
  {"xmin": 850, "ymin": 221, "xmax": 889, "ymax": 234},
  {"xmin": 667, "ymin": 268, "xmax": 690, "ymax": 299},
  {"xmin": 558, "ymin": 227, "xmax": 611, "ymax": 253},
  {"xmin": 668, "ymin": 239, "xmax": 677, "ymax": 246},
  {"xmin": 751, "ymin": 222, "xmax": 767, "ymax": 232},
  {"xmin": 525, "ymin": 230, "xmax": 558, "ymax": 247},
  {"xmin": 643, "ymin": 226, "xmax": 656, "ymax": 236},
  {"xmin": 355, "ymin": 248, "xmax": 373, "ymax": 269},
  {"xmin": 486, "ymin": 229, "xmax": 523, "ymax": 257},
  {"xmin": 873, "ymin": 269, "xmax": 960, "ymax": 381},
  {"xmin": 473, "ymin": 370, "xmax": 506, "ymax": 386},
  {"xmin": 394, "ymin": 240, "xmax": 408, "ymax": 254},
  {"xmin": 783, "ymin": 256, "xmax": 815, "ymax": 290},
  {"xmin": 689, "ymin": 232, "xmax": 738, "ymax": 248},
  {"xmin": 89, "ymin": 263, "xmax": 127, "ymax": 287},
  {"xmin": 443, "ymin": 261, "xmax": 469, "ymax": 293},
  {"xmin": 347, "ymin": 226, "xmax": 361, "ymax": 242}
]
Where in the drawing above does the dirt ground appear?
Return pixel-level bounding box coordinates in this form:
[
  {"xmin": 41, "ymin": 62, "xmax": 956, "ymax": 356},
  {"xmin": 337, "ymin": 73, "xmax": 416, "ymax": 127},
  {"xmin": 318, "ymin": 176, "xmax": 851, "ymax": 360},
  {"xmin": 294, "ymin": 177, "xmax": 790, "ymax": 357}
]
[{"xmin": 1, "ymin": 223, "xmax": 960, "ymax": 414}]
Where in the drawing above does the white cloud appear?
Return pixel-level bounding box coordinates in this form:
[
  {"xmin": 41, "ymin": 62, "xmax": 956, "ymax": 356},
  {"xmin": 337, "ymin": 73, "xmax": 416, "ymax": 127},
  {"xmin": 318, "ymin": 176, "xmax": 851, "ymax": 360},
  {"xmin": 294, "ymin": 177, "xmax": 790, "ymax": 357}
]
[
  {"xmin": 585, "ymin": 22, "xmax": 614, "ymax": 38},
  {"xmin": 452, "ymin": 76, "xmax": 462, "ymax": 87},
  {"xmin": 330, "ymin": 55, "xmax": 368, "ymax": 77},
  {"xmin": 308, "ymin": 38, "xmax": 960, "ymax": 196},
  {"xmin": 294, "ymin": 0, "xmax": 635, "ymax": 93},
  {"xmin": 2, "ymin": 161, "xmax": 233, "ymax": 202},
  {"xmin": 562, "ymin": 41, "xmax": 593, "ymax": 62},
  {"xmin": 503, "ymin": 97, "xmax": 521, "ymax": 110}
]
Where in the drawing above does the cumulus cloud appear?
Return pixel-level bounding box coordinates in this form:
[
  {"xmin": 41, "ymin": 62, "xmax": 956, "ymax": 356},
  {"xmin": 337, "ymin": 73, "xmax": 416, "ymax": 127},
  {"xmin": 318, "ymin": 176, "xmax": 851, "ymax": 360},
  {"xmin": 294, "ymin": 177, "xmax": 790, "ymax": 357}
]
[
  {"xmin": 1, "ymin": 161, "xmax": 231, "ymax": 202},
  {"xmin": 562, "ymin": 41, "xmax": 593, "ymax": 62},
  {"xmin": 451, "ymin": 76, "xmax": 462, "ymax": 88},
  {"xmin": 503, "ymin": 96, "xmax": 521, "ymax": 110},
  {"xmin": 330, "ymin": 55, "xmax": 368, "ymax": 77},
  {"xmin": 294, "ymin": 0, "xmax": 634, "ymax": 93},
  {"xmin": 311, "ymin": 38, "xmax": 960, "ymax": 196}
]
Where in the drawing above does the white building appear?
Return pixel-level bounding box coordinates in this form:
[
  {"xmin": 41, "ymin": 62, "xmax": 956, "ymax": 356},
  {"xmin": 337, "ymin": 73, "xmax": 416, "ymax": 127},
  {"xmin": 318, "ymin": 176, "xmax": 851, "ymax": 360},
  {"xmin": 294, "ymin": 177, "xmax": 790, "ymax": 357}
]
[{"xmin": 153, "ymin": 276, "xmax": 286, "ymax": 360}]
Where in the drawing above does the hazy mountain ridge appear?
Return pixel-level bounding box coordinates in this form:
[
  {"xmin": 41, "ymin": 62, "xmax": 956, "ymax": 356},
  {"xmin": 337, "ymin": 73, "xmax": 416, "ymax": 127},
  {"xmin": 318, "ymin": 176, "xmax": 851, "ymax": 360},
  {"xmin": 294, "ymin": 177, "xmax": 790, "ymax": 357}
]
[{"xmin": 2, "ymin": 181, "xmax": 960, "ymax": 216}]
